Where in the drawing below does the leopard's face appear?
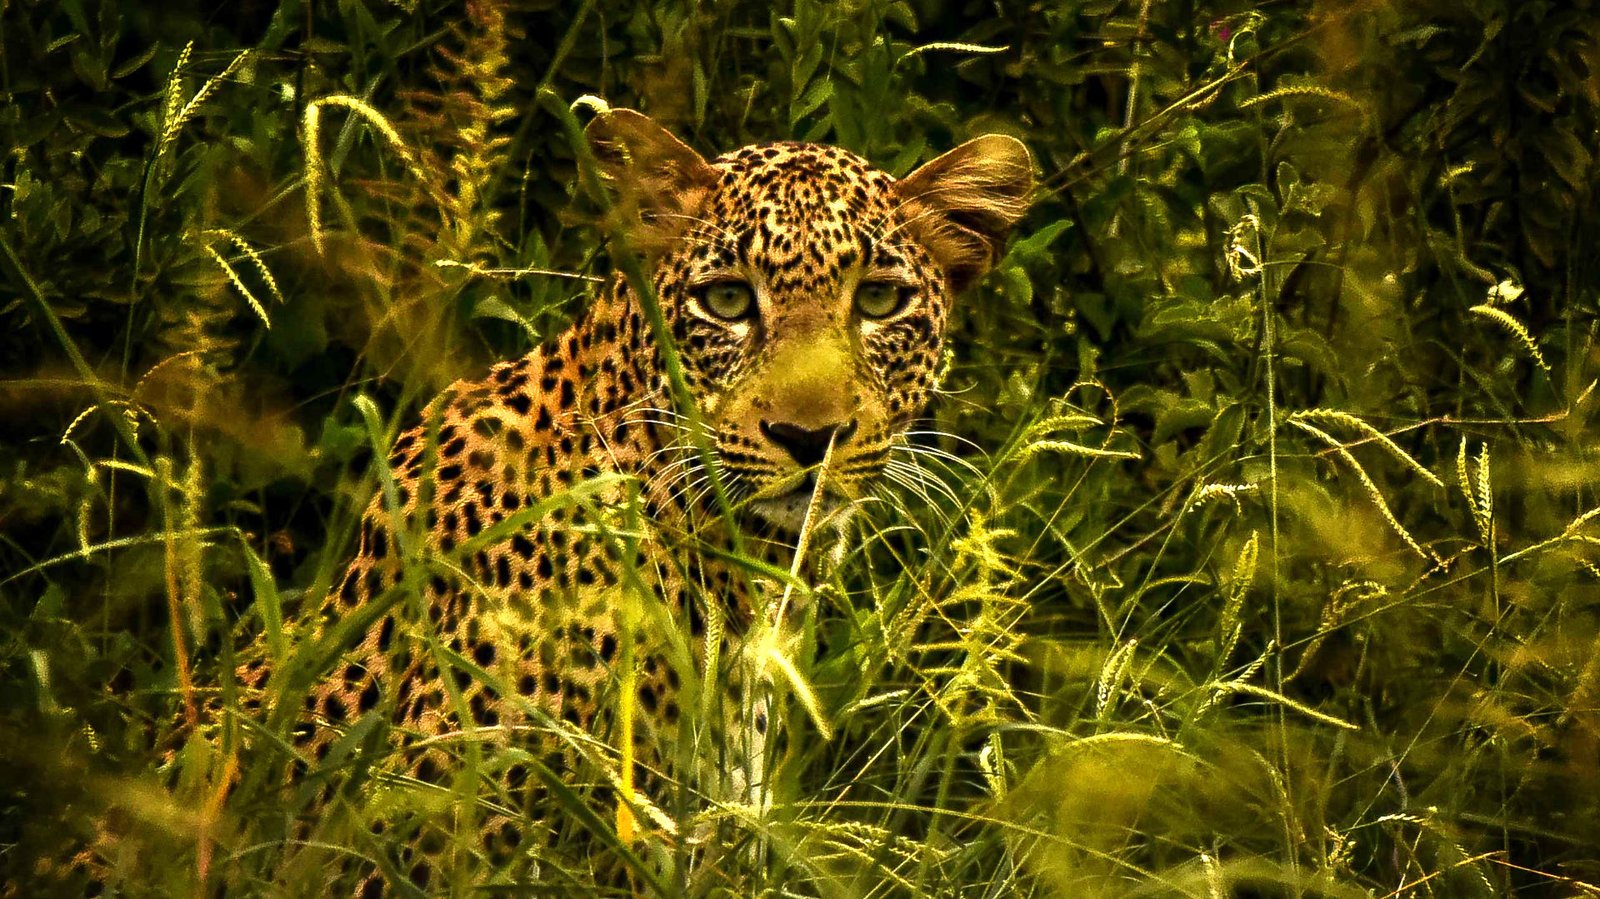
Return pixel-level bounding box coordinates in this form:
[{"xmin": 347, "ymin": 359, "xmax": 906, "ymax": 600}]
[
  {"xmin": 650, "ymin": 144, "xmax": 949, "ymax": 530},
  {"xmin": 590, "ymin": 110, "xmax": 1031, "ymax": 531}
]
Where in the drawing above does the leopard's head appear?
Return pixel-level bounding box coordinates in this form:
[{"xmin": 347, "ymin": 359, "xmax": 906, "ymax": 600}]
[{"xmin": 589, "ymin": 109, "xmax": 1032, "ymax": 531}]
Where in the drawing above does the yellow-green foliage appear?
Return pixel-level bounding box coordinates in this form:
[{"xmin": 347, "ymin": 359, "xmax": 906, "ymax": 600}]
[{"xmin": 3, "ymin": 1, "xmax": 1599, "ymax": 896}]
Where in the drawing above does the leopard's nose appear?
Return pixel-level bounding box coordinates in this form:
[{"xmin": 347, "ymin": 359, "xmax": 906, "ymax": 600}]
[{"xmin": 759, "ymin": 419, "xmax": 858, "ymax": 467}]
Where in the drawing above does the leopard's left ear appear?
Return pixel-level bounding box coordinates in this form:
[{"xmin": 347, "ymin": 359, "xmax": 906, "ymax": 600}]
[
  {"xmin": 895, "ymin": 134, "xmax": 1033, "ymax": 291},
  {"xmin": 585, "ymin": 108, "xmax": 719, "ymax": 253}
]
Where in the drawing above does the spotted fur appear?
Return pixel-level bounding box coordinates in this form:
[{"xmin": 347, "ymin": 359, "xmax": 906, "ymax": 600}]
[{"xmin": 281, "ymin": 111, "xmax": 1028, "ymax": 894}]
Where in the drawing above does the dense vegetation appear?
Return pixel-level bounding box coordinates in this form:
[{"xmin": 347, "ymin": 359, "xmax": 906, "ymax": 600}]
[{"xmin": 3, "ymin": 0, "xmax": 1598, "ymax": 895}]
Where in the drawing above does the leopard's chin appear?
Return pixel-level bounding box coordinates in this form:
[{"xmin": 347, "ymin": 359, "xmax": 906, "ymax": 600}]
[{"xmin": 746, "ymin": 473, "xmax": 858, "ymax": 534}]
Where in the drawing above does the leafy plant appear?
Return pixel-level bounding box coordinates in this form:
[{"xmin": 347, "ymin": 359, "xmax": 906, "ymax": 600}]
[{"xmin": 3, "ymin": 0, "xmax": 1597, "ymax": 895}]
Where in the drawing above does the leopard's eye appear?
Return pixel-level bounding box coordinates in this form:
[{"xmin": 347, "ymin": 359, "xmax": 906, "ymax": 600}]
[
  {"xmin": 695, "ymin": 281, "xmax": 756, "ymax": 321},
  {"xmin": 855, "ymin": 281, "xmax": 911, "ymax": 319}
]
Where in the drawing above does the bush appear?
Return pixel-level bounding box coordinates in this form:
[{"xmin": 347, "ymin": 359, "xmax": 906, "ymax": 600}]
[{"xmin": 2, "ymin": 0, "xmax": 1597, "ymax": 895}]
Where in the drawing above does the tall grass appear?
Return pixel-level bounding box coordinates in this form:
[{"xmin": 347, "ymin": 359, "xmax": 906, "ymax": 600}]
[{"xmin": 3, "ymin": 1, "xmax": 1598, "ymax": 896}]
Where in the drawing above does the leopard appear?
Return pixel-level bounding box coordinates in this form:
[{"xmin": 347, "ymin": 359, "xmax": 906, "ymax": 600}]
[
  {"xmin": 37, "ymin": 107, "xmax": 1032, "ymax": 897},
  {"xmin": 307, "ymin": 107, "xmax": 1030, "ymax": 894}
]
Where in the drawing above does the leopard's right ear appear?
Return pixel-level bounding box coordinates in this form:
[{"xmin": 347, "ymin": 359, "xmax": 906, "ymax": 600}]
[{"xmin": 585, "ymin": 108, "xmax": 718, "ymax": 252}]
